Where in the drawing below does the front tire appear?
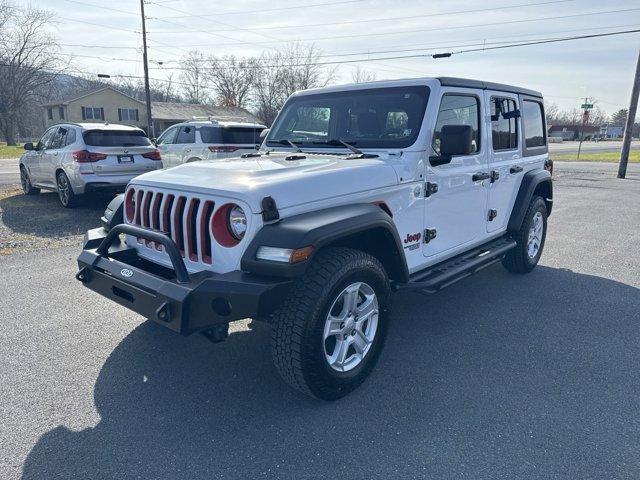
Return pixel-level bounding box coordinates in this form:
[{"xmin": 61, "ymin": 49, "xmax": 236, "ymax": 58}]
[
  {"xmin": 56, "ymin": 171, "xmax": 78, "ymax": 208},
  {"xmin": 20, "ymin": 166, "xmax": 40, "ymax": 195},
  {"xmin": 271, "ymin": 248, "xmax": 390, "ymax": 400},
  {"xmin": 502, "ymin": 195, "xmax": 547, "ymax": 273}
]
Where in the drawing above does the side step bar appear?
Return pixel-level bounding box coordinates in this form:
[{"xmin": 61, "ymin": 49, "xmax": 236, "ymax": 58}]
[{"xmin": 396, "ymin": 236, "xmax": 517, "ymax": 293}]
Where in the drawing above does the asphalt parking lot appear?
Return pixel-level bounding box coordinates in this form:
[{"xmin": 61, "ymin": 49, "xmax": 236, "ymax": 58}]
[{"xmin": 0, "ymin": 162, "xmax": 639, "ymax": 479}]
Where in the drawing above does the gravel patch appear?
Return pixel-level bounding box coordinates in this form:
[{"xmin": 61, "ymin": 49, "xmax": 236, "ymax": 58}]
[{"xmin": 0, "ymin": 186, "xmax": 114, "ymax": 255}]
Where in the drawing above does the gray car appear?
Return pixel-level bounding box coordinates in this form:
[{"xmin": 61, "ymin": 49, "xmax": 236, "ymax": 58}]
[{"xmin": 19, "ymin": 123, "xmax": 162, "ymax": 207}]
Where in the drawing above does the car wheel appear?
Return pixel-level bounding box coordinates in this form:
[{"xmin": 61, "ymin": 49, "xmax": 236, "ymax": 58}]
[
  {"xmin": 20, "ymin": 166, "xmax": 40, "ymax": 195},
  {"xmin": 56, "ymin": 171, "xmax": 78, "ymax": 208},
  {"xmin": 502, "ymin": 195, "xmax": 548, "ymax": 273},
  {"xmin": 271, "ymin": 247, "xmax": 390, "ymax": 400}
]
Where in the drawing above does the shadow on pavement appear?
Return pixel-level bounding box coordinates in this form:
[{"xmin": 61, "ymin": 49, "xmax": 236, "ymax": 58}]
[
  {"xmin": 21, "ymin": 266, "xmax": 640, "ymax": 479},
  {"xmin": 0, "ymin": 190, "xmax": 114, "ymax": 238}
]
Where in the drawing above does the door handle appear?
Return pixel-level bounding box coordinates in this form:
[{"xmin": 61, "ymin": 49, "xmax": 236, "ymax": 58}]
[
  {"xmin": 472, "ymin": 172, "xmax": 491, "ymax": 182},
  {"xmin": 510, "ymin": 165, "xmax": 523, "ymax": 174},
  {"xmin": 184, "ymin": 148, "xmax": 191, "ymax": 152}
]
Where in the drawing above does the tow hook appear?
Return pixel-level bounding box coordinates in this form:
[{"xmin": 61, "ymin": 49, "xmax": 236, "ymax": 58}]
[
  {"xmin": 201, "ymin": 324, "xmax": 229, "ymax": 343},
  {"xmin": 75, "ymin": 267, "xmax": 89, "ymax": 283}
]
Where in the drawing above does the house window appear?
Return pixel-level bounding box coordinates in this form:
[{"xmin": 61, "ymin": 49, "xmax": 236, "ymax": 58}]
[
  {"xmin": 47, "ymin": 108, "xmax": 53, "ymax": 120},
  {"xmin": 59, "ymin": 107, "xmax": 65, "ymax": 119},
  {"xmin": 82, "ymin": 107, "xmax": 104, "ymax": 121},
  {"xmin": 118, "ymin": 108, "xmax": 139, "ymax": 122}
]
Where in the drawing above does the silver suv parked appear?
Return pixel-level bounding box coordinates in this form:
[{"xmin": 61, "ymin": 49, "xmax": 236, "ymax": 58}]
[
  {"xmin": 155, "ymin": 119, "xmax": 266, "ymax": 169},
  {"xmin": 19, "ymin": 123, "xmax": 162, "ymax": 207}
]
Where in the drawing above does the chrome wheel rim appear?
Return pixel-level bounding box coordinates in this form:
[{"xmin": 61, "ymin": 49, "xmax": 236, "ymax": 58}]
[
  {"xmin": 527, "ymin": 211, "xmax": 544, "ymax": 259},
  {"xmin": 57, "ymin": 174, "xmax": 69, "ymax": 205},
  {"xmin": 20, "ymin": 168, "xmax": 28, "ymax": 192},
  {"xmin": 323, "ymin": 282, "xmax": 379, "ymax": 373}
]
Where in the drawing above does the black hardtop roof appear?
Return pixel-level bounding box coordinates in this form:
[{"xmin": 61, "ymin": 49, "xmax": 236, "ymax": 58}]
[{"xmin": 437, "ymin": 77, "xmax": 543, "ymax": 98}]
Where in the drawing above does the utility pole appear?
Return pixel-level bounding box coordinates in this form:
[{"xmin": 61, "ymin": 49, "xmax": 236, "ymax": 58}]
[
  {"xmin": 618, "ymin": 48, "xmax": 640, "ymax": 179},
  {"xmin": 140, "ymin": 0, "xmax": 154, "ymax": 138},
  {"xmin": 576, "ymin": 96, "xmax": 591, "ymax": 162}
]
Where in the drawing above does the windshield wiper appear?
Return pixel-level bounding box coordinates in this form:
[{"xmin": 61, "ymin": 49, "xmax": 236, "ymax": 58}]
[
  {"xmin": 269, "ymin": 139, "xmax": 303, "ymax": 152},
  {"xmin": 312, "ymin": 139, "xmax": 377, "ymax": 159}
]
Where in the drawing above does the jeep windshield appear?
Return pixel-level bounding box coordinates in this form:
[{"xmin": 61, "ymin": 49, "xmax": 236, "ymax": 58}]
[{"xmin": 266, "ymin": 86, "xmax": 430, "ymax": 150}]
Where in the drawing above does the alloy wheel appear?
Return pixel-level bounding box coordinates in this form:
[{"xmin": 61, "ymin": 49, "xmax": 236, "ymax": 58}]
[
  {"xmin": 323, "ymin": 282, "xmax": 379, "ymax": 372},
  {"xmin": 527, "ymin": 211, "xmax": 544, "ymax": 259}
]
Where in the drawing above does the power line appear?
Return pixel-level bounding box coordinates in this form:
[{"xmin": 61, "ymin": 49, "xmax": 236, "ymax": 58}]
[
  {"xmin": 151, "ymin": 0, "xmax": 574, "ymax": 31},
  {"xmin": 148, "ymin": 0, "xmax": 366, "ymax": 18},
  {"xmin": 145, "ymin": 7, "xmax": 640, "ymax": 46},
  {"xmin": 57, "ymin": 0, "xmax": 138, "ymax": 16}
]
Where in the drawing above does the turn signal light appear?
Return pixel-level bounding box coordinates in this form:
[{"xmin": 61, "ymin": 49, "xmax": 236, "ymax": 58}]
[{"xmin": 73, "ymin": 150, "xmax": 107, "ymax": 163}]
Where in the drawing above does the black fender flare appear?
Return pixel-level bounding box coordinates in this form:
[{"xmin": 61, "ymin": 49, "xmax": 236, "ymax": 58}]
[
  {"xmin": 101, "ymin": 193, "xmax": 124, "ymax": 231},
  {"xmin": 241, "ymin": 203, "xmax": 409, "ymax": 281},
  {"xmin": 507, "ymin": 169, "xmax": 553, "ymax": 233}
]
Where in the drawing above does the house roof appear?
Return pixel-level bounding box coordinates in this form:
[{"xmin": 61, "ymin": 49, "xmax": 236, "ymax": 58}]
[
  {"xmin": 151, "ymin": 102, "xmax": 261, "ymax": 123},
  {"xmin": 42, "ymin": 86, "xmax": 145, "ymax": 107}
]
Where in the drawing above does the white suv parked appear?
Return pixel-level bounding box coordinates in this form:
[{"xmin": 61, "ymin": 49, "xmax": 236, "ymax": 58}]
[
  {"xmin": 155, "ymin": 119, "xmax": 266, "ymax": 169},
  {"xmin": 20, "ymin": 123, "xmax": 162, "ymax": 207},
  {"xmin": 77, "ymin": 77, "xmax": 553, "ymax": 400}
]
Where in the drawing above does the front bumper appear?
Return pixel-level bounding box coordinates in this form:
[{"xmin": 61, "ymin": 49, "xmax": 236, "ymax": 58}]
[{"xmin": 76, "ymin": 224, "xmax": 292, "ymax": 335}]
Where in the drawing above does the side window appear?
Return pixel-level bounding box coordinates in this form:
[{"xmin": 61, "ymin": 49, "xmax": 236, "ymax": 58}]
[
  {"xmin": 522, "ymin": 100, "xmax": 546, "ymax": 148},
  {"xmin": 175, "ymin": 125, "xmax": 195, "ymax": 144},
  {"xmin": 432, "ymin": 94, "xmax": 480, "ymax": 155},
  {"xmin": 157, "ymin": 126, "xmax": 178, "ymax": 145},
  {"xmin": 491, "ymin": 97, "xmax": 518, "ymax": 151},
  {"xmin": 65, "ymin": 128, "xmax": 77, "ymax": 146},
  {"xmin": 37, "ymin": 128, "xmax": 56, "ymax": 150},
  {"xmin": 82, "ymin": 107, "xmax": 104, "ymax": 121},
  {"xmin": 48, "ymin": 128, "xmax": 67, "ymax": 150}
]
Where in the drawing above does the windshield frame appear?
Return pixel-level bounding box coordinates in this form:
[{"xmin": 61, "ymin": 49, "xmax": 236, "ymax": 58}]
[{"xmin": 266, "ymin": 85, "xmax": 430, "ymax": 151}]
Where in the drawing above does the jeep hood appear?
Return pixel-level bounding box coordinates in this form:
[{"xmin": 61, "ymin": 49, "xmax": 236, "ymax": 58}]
[{"xmin": 130, "ymin": 152, "xmax": 399, "ymax": 213}]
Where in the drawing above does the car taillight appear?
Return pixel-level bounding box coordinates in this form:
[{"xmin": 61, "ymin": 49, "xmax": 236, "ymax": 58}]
[
  {"xmin": 73, "ymin": 150, "xmax": 107, "ymax": 163},
  {"xmin": 208, "ymin": 146, "xmax": 239, "ymax": 153},
  {"xmin": 142, "ymin": 149, "xmax": 162, "ymax": 161}
]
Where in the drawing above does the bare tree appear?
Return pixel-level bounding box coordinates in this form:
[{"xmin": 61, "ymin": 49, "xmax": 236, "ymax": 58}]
[
  {"xmin": 351, "ymin": 66, "xmax": 377, "ymax": 84},
  {"xmin": 179, "ymin": 50, "xmax": 208, "ymax": 103},
  {"xmin": 253, "ymin": 43, "xmax": 336, "ymax": 125},
  {"xmin": 205, "ymin": 55, "xmax": 257, "ymax": 108},
  {"xmin": 0, "ymin": 2, "xmax": 62, "ymax": 144}
]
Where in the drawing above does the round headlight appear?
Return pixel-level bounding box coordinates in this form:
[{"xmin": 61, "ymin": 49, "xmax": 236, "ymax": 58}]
[{"xmin": 228, "ymin": 205, "xmax": 247, "ymax": 240}]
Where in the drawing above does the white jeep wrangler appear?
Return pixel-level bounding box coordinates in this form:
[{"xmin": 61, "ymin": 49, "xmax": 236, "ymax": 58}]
[{"xmin": 77, "ymin": 77, "xmax": 552, "ymax": 400}]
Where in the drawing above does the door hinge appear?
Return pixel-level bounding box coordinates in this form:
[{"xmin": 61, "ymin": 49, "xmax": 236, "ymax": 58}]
[
  {"xmin": 490, "ymin": 170, "xmax": 500, "ymax": 183},
  {"xmin": 488, "ymin": 209, "xmax": 498, "ymax": 221},
  {"xmin": 425, "ymin": 182, "xmax": 438, "ymax": 197},
  {"xmin": 424, "ymin": 228, "xmax": 437, "ymax": 243}
]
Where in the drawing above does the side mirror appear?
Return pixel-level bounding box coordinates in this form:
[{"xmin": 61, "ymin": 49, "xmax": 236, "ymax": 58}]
[
  {"xmin": 259, "ymin": 128, "xmax": 269, "ymax": 141},
  {"xmin": 150, "ymin": 138, "xmax": 157, "ymax": 146},
  {"xmin": 24, "ymin": 142, "xmax": 35, "ymax": 151},
  {"xmin": 430, "ymin": 125, "xmax": 474, "ymax": 166}
]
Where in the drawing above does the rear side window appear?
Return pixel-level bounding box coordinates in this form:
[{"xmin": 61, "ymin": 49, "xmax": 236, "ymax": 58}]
[
  {"xmin": 175, "ymin": 126, "xmax": 195, "ymax": 144},
  {"xmin": 432, "ymin": 94, "xmax": 480, "ymax": 155},
  {"xmin": 522, "ymin": 100, "xmax": 546, "ymax": 148},
  {"xmin": 491, "ymin": 97, "xmax": 518, "ymax": 151},
  {"xmin": 65, "ymin": 129, "xmax": 76, "ymax": 146},
  {"xmin": 201, "ymin": 126, "xmax": 263, "ymax": 144},
  {"xmin": 83, "ymin": 130, "xmax": 151, "ymax": 147}
]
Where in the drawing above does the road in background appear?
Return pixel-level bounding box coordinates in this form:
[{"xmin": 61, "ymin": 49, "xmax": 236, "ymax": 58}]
[
  {"xmin": 1, "ymin": 162, "xmax": 639, "ymax": 479},
  {"xmin": 548, "ymin": 140, "xmax": 640, "ymax": 155},
  {"xmin": 0, "ymin": 158, "xmax": 19, "ymax": 186}
]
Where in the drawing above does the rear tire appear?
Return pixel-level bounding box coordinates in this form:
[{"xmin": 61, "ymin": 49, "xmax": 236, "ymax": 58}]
[
  {"xmin": 56, "ymin": 171, "xmax": 79, "ymax": 208},
  {"xmin": 271, "ymin": 248, "xmax": 390, "ymax": 400},
  {"xmin": 502, "ymin": 195, "xmax": 547, "ymax": 273},
  {"xmin": 20, "ymin": 166, "xmax": 40, "ymax": 195}
]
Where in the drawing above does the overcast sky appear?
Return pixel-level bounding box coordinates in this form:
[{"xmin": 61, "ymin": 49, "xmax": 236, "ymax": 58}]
[{"xmin": 33, "ymin": 0, "xmax": 640, "ymax": 115}]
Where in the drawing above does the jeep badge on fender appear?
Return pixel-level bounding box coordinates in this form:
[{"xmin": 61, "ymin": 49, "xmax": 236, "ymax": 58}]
[{"xmin": 76, "ymin": 77, "xmax": 552, "ymax": 400}]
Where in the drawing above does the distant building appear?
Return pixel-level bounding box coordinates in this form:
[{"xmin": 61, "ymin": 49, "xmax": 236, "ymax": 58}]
[
  {"xmin": 599, "ymin": 125, "xmax": 624, "ymax": 139},
  {"xmin": 547, "ymin": 124, "xmax": 600, "ymax": 141},
  {"xmin": 41, "ymin": 86, "xmax": 262, "ymax": 138},
  {"xmin": 42, "ymin": 86, "xmax": 147, "ymax": 131},
  {"xmin": 151, "ymin": 102, "xmax": 262, "ymax": 136}
]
